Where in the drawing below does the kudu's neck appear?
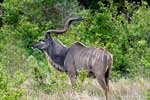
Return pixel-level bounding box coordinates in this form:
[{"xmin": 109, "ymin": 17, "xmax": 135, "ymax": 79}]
[{"xmin": 45, "ymin": 40, "xmax": 68, "ymax": 72}]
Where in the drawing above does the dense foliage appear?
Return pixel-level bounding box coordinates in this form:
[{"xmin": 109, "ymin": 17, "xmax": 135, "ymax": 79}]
[{"xmin": 0, "ymin": 0, "xmax": 150, "ymax": 99}]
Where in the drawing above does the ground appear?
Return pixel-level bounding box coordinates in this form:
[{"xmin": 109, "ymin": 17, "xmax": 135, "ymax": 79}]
[{"xmin": 20, "ymin": 78, "xmax": 150, "ymax": 100}]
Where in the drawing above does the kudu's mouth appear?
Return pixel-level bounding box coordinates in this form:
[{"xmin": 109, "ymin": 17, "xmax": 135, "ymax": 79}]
[
  {"xmin": 31, "ymin": 44, "xmax": 40, "ymax": 50},
  {"xmin": 31, "ymin": 45, "xmax": 37, "ymax": 50}
]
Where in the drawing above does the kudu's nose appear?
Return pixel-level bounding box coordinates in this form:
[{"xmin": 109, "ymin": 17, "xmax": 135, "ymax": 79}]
[{"xmin": 31, "ymin": 44, "xmax": 36, "ymax": 50}]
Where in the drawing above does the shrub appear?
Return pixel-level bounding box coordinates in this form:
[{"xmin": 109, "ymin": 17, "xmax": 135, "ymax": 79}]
[{"xmin": 0, "ymin": 63, "xmax": 23, "ymax": 100}]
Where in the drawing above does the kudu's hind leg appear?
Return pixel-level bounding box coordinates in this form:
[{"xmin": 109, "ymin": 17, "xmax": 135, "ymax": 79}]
[{"xmin": 96, "ymin": 74, "xmax": 109, "ymax": 100}]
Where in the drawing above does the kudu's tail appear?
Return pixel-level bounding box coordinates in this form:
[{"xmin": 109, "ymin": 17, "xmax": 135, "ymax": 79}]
[{"xmin": 105, "ymin": 54, "xmax": 113, "ymax": 88}]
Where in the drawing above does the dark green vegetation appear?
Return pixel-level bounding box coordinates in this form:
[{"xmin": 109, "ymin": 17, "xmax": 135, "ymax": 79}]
[{"xmin": 0, "ymin": 0, "xmax": 150, "ymax": 99}]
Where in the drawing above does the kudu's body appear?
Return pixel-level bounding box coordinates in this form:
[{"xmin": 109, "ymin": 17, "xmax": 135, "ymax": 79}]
[{"xmin": 32, "ymin": 17, "xmax": 113, "ymax": 100}]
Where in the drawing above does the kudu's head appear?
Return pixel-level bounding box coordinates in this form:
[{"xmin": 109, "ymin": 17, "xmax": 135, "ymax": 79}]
[
  {"xmin": 32, "ymin": 16, "xmax": 84, "ymax": 50},
  {"xmin": 32, "ymin": 34, "xmax": 52, "ymax": 51}
]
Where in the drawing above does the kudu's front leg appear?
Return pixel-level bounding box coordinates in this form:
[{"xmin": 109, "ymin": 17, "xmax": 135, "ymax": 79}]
[{"xmin": 69, "ymin": 73, "xmax": 77, "ymax": 88}]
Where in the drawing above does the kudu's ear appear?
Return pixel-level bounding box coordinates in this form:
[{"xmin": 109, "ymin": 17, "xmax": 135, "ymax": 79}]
[{"xmin": 45, "ymin": 33, "xmax": 52, "ymax": 40}]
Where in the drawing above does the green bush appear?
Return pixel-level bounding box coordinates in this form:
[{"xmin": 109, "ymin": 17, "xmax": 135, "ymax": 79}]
[{"xmin": 0, "ymin": 63, "xmax": 23, "ymax": 100}]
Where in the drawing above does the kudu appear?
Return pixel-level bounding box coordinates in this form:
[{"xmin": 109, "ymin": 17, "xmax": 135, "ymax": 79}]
[{"xmin": 32, "ymin": 17, "xmax": 113, "ymax": 100}]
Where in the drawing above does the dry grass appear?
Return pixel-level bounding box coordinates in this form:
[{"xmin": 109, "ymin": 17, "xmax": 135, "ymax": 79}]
[
  {"xmin": 20, "ymin": 78, "xmax": 150, "ymax": 100},
  {"xmin": 109, "ymin": 78, "xmax": 149, "ymax": 100}
]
